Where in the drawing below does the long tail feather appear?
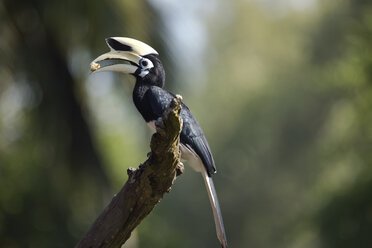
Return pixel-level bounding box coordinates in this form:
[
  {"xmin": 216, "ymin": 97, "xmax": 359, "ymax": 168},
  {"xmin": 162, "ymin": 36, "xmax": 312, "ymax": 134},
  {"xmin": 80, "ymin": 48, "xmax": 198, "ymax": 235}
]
[{"xmin": 201, "ymin": 168, "xmax": 228, "ymax": 248}]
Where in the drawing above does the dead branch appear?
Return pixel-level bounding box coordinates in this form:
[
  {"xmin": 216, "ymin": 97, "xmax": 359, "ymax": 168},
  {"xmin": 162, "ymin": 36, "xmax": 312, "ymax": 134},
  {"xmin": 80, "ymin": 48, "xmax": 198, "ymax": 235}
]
[{"xmin": 76, "ymin": 96, "xmax": 184, "ymax": 248}]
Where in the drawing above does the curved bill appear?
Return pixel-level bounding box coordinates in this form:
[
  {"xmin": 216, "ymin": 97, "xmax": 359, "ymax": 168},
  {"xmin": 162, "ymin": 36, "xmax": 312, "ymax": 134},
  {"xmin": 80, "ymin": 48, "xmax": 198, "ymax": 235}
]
[{"xmin": 90, "ymin": 51, "xmax": 141, "ymax": 74}]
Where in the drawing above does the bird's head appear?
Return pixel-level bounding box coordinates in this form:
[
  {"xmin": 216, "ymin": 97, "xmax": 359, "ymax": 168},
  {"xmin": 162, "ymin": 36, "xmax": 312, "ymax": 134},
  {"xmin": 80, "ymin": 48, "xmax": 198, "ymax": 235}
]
[{"xmin": 90, "ymin": 37, "xmax": 165, "ymax": 87}]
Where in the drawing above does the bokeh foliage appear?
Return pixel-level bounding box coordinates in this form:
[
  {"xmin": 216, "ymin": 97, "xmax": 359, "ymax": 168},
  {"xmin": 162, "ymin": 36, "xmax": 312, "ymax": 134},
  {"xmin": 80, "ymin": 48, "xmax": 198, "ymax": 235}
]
[
  {"xmin": 0, "ymin": 0, "xmax": 166, "ymax": 246},
  {"xmin": 1, "ymin": 0, "xmax": 372, "ymax": 247}
]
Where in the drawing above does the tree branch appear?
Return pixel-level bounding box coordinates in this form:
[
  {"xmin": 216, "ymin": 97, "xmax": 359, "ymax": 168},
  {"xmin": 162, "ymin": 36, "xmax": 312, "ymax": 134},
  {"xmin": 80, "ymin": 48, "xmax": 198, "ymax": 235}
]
[{"xmin": 76, "ymin": 95, "xmax": 184, "ymax": 248}]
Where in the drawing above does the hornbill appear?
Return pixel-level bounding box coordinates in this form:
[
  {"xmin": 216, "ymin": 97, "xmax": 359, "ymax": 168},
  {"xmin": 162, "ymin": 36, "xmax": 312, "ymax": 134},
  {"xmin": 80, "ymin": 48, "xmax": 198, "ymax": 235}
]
[{"xmin": 90, "ymin": 37, "xmax": 227, "ymax": 248}]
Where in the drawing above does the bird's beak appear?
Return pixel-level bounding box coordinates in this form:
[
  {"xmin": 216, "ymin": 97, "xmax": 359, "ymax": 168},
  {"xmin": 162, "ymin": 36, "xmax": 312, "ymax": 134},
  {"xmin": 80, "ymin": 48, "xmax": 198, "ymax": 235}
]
[
  {"xmin": 90, "ymin": 51, "xmax": 141, "ymax": 74},
  {"xmin": 90, "ymin": 37, "xmax": 158, "ymax": 74}
]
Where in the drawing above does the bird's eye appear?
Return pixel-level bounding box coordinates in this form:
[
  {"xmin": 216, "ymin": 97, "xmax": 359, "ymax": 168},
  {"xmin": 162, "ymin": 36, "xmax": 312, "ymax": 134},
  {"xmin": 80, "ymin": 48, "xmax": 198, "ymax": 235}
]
[
  {"xmin": 141, "ymin": 60, "xmax": 148, "ymax": 67},
  {"xmin": 139, "ymin": 58, "xmax": 154, "ymax": 75}
]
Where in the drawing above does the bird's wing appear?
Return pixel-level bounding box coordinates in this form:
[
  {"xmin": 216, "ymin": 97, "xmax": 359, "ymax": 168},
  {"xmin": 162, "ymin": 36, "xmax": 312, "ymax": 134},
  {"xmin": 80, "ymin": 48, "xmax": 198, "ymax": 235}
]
[
  {"xmin": 144, "ymin": 86, "xmax": 174, "ymax": 119},
  {"xmin": 179, "ymin": 103, "xmax": 216, "ymax": 176},
  {"xmin": 145, "ymin": 86, "xmax": 216, "ymax": 176}
]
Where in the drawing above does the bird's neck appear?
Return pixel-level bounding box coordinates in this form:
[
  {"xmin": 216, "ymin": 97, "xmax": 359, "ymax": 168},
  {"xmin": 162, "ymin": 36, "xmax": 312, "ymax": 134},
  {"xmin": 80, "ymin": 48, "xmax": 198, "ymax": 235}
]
[
  {"xmin": 132, "ymin": 81, "xmax": 152, "ymax": 121},
  {"xmin": 133, "ymin": 81, "xmax": 148, "ymax": 106}
]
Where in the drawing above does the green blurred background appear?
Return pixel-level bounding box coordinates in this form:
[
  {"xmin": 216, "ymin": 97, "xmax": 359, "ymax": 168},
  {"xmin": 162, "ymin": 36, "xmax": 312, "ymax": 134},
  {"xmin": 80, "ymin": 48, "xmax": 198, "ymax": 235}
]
[{"xmin": 1, "ymin": 0, "xmax": 372, "ymax": 247}]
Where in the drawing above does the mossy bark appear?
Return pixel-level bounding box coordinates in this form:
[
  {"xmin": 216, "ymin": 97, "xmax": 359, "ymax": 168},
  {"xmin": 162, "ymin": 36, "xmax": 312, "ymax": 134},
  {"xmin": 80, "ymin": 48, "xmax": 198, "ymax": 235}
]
[{"xmin": 76, "ymin": 96, "xmax": 183, "ymax": 248}]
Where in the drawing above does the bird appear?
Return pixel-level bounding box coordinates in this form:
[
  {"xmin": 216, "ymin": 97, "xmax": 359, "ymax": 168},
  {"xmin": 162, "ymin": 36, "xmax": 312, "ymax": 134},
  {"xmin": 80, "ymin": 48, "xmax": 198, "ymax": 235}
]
[{"xmin": 90, "ymin": 37, "xmax": 228, "ymax": 248}]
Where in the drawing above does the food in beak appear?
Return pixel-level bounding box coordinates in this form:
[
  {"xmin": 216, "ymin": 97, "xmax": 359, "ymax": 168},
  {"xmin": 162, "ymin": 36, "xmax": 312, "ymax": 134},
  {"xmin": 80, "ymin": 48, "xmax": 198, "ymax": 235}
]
[{"xmin": 90, "ymin": 62, "xmax": 100, "ymax": 72}]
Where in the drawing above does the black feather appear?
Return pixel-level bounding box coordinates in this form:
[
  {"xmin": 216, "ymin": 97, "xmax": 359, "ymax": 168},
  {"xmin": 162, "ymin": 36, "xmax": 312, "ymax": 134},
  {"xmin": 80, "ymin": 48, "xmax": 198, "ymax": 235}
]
[{"xmin": 134, "ymin": 86, "xmax": 216, "ymax": 176}]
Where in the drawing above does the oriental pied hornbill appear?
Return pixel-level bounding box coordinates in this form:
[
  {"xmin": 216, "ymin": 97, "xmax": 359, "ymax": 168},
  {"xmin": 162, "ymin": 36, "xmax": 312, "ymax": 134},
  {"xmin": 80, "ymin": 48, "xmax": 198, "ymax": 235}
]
[{"xmin": 90, "ymin": 37, "xmax": 227, "ymax": 248}]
